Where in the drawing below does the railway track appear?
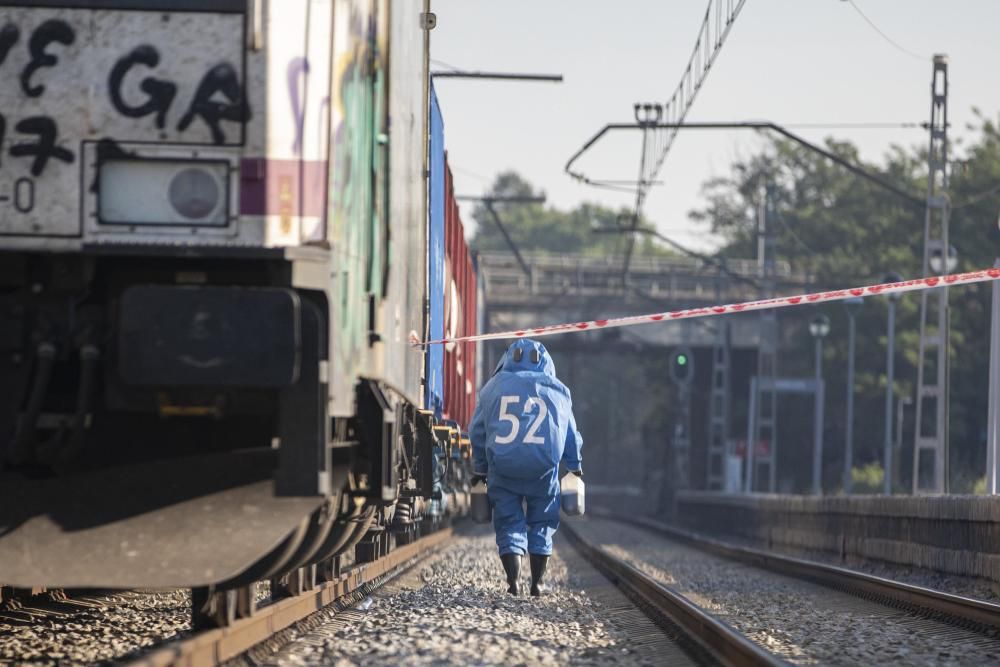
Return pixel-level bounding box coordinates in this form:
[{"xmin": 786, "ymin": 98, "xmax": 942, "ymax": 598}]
[
  {"xmin": 9, "ymin": 513, "xmax": 1000, "ymax": 666},
  {"xmin": 570, "ymin": 513, "xmax": 1000, "ymax": 665},
  {"xmin": 11, "ymin": 524, "xmax": 684, "ymax": 666},
  {"xmin": 124, "ymin": 527, "xmax": 455, "ymax": 667},
  {"xmin": 253, "ymin": 526, "xmax": 700, "ymax": 666},
  {"xmin": 610, "ymin": 512, "xmax": 1000, "ymax": 635},
  {"xmin": 561, "ymin": 521, "xmax": 785, "ymax": 667}
]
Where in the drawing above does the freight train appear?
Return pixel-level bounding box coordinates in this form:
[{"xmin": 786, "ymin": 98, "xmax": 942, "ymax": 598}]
[{"xmin": 0, "ymin": 0, "xmax": 478, "ymax": 626}]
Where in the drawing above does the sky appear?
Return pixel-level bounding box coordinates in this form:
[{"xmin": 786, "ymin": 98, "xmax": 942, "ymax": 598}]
[{"xmin": 430, "ymin": 0, "xmax": 1000, "ymax": 252}]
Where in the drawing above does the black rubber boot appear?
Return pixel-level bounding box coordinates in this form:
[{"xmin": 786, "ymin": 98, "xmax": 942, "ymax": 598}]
[
  {"xmin": 500, "ymin": 554, "xmax": 521, "ymax": 595},
  {"xmin": 529, "ymin": 554, "xmax": 549, "ymax": 597}
]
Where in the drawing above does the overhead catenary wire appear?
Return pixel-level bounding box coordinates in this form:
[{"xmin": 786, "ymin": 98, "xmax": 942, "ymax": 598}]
[
  {"xmin": 429, "ymin": 58, "xmax": 462, "ymax": 72},
  {"xmin": 456, "ymin": 195, "xmax": 546, "ymax": 279},
  {"xmin": 773, "ymin": 205, "xmax": 816, "ymax": 258},
  {"xmin": 578, "ymin": 121, "xmax": 922, "ymax": 188},
  {"xmin": 617, "ymin": 0, "xmax": 750, "ymax": 280},
  {"xmin": 449, "ymin": 164, "xmax": 492, "ymax": 183},
  {"xmin": 952, "ymin": 181, "xmax": 1000, "ymax": 211},
  {"xmin": 580, "ymin": 181, "xmax": 650, "ymax": 195},
  {"xmin": 593, "ymin": 225, "xmax": 763, "ymax": 291},
  {"xmin": 779, "ymin": 122, "xmax": 922, "ymax": 129},
  {"xmin": 572, "ymin": 119, "xmax": 928, "ymax": 291},
  {"xmin": 567, "ymin": 121, "xmax": 926, "ymax": 209},
  {"xmin": 844, "ymin": 0, "xmax": 927, "ymax": 62}
]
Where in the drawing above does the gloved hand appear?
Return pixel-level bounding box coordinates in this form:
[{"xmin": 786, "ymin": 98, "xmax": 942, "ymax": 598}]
[
  {"xmin": 471, "ymin": 474, "xmax": 487, "ymax": 487},
  {"xmin": 570, "ymin": 469, "xmax": 583, "ymax": 478}
]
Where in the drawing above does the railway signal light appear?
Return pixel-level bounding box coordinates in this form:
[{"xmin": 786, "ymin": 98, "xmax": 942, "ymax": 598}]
[{"xmin": 669, "ymin": 347, "xmax": 694, "ymax": 386}]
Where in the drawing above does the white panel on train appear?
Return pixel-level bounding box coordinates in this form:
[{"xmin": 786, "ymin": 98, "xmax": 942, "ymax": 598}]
[
  {"xmin": 383, "ymin": 0, "xmax": 428, "ymax": 402},
  {"xmin": 0, "ymin": 7, "xmax": 245, "ymax": 238},
  {"xmin": 262, "ymin": 0, "xmax": 307, "ymax": 247}
]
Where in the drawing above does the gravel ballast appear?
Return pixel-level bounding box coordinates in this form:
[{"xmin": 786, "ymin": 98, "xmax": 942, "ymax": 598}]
[
  {"xmin": 1, "ymin": 523, "xmax": 686, "ymax": 666},
  {"xmin": 252, "ymin": 524, "xmax": 684, "ymax": 667},
  {"xmin": 0, "ymin": 589, "xmax": 190, "ymax": 665},
  {"xmin": 576, "ymin": 516, "xmax": 1000, "ymax": 666},
  {"xmin": 740, "ymin": 532, "xmax": 1000, "ymax": 603},
  {"xmin": 659, "ymin": 511, "xmax": 1000, "ymax": 604}
]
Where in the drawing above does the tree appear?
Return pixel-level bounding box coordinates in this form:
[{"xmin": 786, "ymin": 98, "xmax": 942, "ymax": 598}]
[
  {"xmin": 469, "ymin": 171, "xmax": 674, "ymax": 258},
  {"xmin": 690, "ymin": 115, "xmax": 1000, "ymax": 492}
]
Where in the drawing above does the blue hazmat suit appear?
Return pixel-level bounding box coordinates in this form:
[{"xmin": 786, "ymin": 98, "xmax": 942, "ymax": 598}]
[{"xmin": 470, "ymin": 339, "xmax": 583, "ymax": 556}]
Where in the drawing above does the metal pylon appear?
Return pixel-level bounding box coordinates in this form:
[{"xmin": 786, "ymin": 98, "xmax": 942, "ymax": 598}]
[
  {"xmin": 912, "ymin": 55, "xmax": 951, "ymax": 495},
  {"xmin": 746, "ymin": 184, "xmax": 778, "ymax": 493},
  {"xmin": 707, "ymin": 267, "xmax": 732, "ymax": 490}
]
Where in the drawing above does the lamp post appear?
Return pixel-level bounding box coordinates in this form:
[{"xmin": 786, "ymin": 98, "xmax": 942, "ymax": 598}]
[
  {"xmin": 989, "ymin": 256, "xmax": 1000, "ymax": 494},
  {"xmin": 925, "ymin": 244, "xmax": 957, "ymax": 494},
  {"xmin": 882, "ymin": 272, "xmax": 903, "ymax": 494},
  {"xmin": 809, "ymin": 314, "xmax": 831, "ymax": 495},
  {"xmin": 843, "ymin": 296, "xmax": 864, "ymax": 494},
  {"xmin": 929, "ymin": 244, "xmax": 958, "ymax": 274},
  {"xmin": 896, "ymin": 395, "xmax": 912, "ymax": 489}
]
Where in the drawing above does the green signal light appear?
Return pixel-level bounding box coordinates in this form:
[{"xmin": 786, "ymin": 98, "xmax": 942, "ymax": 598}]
[{"xmin": 670, "ymin": 348, "xmax": 693, "ymax": 385}]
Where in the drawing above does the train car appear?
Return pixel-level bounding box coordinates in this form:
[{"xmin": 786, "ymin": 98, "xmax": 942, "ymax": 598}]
[
  {"xmin": 425, "ymin": 83, "xmax": 476, "ymax": 516},
  {"xmin": 426, "ymin": 85, "xmax": 476, "ymax": 431},
  {"xmin": 442, "ymin": 158, "xmax": 477, "ymax": 431},
  {"xmin": 0, "ymin": 0, "xmax": 473, "ymax": 623}
]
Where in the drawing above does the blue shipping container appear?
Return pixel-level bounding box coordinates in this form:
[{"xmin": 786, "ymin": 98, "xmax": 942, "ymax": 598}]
[{"xmin": 426, "ymin": 85, "xmax": 446, "ymax": 414}]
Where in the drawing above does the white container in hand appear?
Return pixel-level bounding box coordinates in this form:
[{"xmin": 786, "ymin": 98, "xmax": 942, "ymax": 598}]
[{"xmin": 560, "ymin": 473, "xmax": 585, "ymax": 516}]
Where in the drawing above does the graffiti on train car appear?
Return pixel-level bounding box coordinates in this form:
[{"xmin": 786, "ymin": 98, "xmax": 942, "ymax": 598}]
[
  {"xmin": 0, "ymin": 17, "xmax": 249, "ymax": 185},
  {"xmin": 288, "ymin": 57, "xmax": 310, "ymax": 156},
  {"xmin": 172, "ymin": 62, "xmax": 249, "ymax": 144},
  {"xmin": 19, "ymin": 19, "xmax": 75, "ymax": 98},
  {"xmin": 108, "ymin": 44, "xmax": 249, "ymax": 145},
  {"xmin": 0, "ymin": 20, "xmax": 77, "ymax": 180},
  {"xmin": 108, "ymin": 45, "xmax": 178, "ymax": 130},
  {"xmin": 329, "ymin": 0, "xmax": 387, "ymax": 377},
  {"xmin": 0, "ymin": 23, "xmax": 19, "ymax": 65},
  {"xmin": 5, "ymin": 117, "xmax": 75, "ymax": 178}
]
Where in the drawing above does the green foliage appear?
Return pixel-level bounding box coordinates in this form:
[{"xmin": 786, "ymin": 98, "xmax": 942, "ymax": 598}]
[
  {"xmin": 469, "ymin": 171, "xmax": 675, "ymax": 258},
  {"xmin": 973, "ymin": 476, "xmax": 988, "ymax": 495},
  {"xmin": 692, "ymin": 113, "xmax": 1000, "ymax": 491},
  {"xmin": 851, "ymin": 462, "xmax": 884, "ymax": 495}
]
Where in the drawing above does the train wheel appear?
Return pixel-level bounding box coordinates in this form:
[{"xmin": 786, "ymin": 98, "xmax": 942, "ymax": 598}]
[
  {"xmin": 317, "ymin": 555, "xmax": 342, "ymax": 583},
  {"xmin": 270, "ymin": 564, "xmax": 316, "ymax": 599},
  {"xmin": 191, "ymin": 587, "xmax": 237, "ymax": 630},
  {"xmin": 236, "ymin": 583, "xmax": 258, "ymax": 620}
]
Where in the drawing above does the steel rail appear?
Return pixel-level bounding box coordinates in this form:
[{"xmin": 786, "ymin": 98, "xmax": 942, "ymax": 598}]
[
  {"xmin": 609, "ymin": 512, "xmax": 1000, "ymax": 634},
  {"xmin": 561, "ymin": 521, "xmax": 787, "ymax": 667},
  {"xmin": 128, "ymin": 527, "xmax": 455, "ymax": 667}
]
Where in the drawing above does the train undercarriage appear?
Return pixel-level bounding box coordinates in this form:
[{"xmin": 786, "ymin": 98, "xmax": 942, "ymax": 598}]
[{"xmin": 0, "ymin": 248, "xmax": 471, "ymax": 625}]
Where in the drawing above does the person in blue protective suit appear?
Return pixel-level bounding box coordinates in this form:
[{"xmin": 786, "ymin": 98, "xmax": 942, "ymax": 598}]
[{"xmin": 469, "ymin": 338, "xmax": 583, "ymax": 596}]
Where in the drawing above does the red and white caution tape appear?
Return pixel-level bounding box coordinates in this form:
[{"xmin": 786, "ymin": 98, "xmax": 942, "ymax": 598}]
[{"xmin": 413, "ymin": 268, "xmax": 1000, "ymax": 347}]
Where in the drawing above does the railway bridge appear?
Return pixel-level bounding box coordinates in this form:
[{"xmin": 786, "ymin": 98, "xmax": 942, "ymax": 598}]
[
  {"xmin": 477, "ymin": 250, "xmax": 815, "ymax": 359},
  {"xmin": 476, "ymin": 251, "xmax": 818, "ymax": 510}
]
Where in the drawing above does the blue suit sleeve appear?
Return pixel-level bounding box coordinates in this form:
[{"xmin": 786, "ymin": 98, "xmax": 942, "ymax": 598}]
[
  {"xmin": 470, "ymin": 395, "xmax": 489, "ymax": 475},
  {"xmin": 561, "ymin": 409, "xmax": 583, "ymax": 471}
]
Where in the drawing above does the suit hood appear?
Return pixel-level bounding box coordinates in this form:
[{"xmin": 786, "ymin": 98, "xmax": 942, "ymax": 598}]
[{"xmin": 497, "ymin": 339, "xmax": 556, "ymax": 378}]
